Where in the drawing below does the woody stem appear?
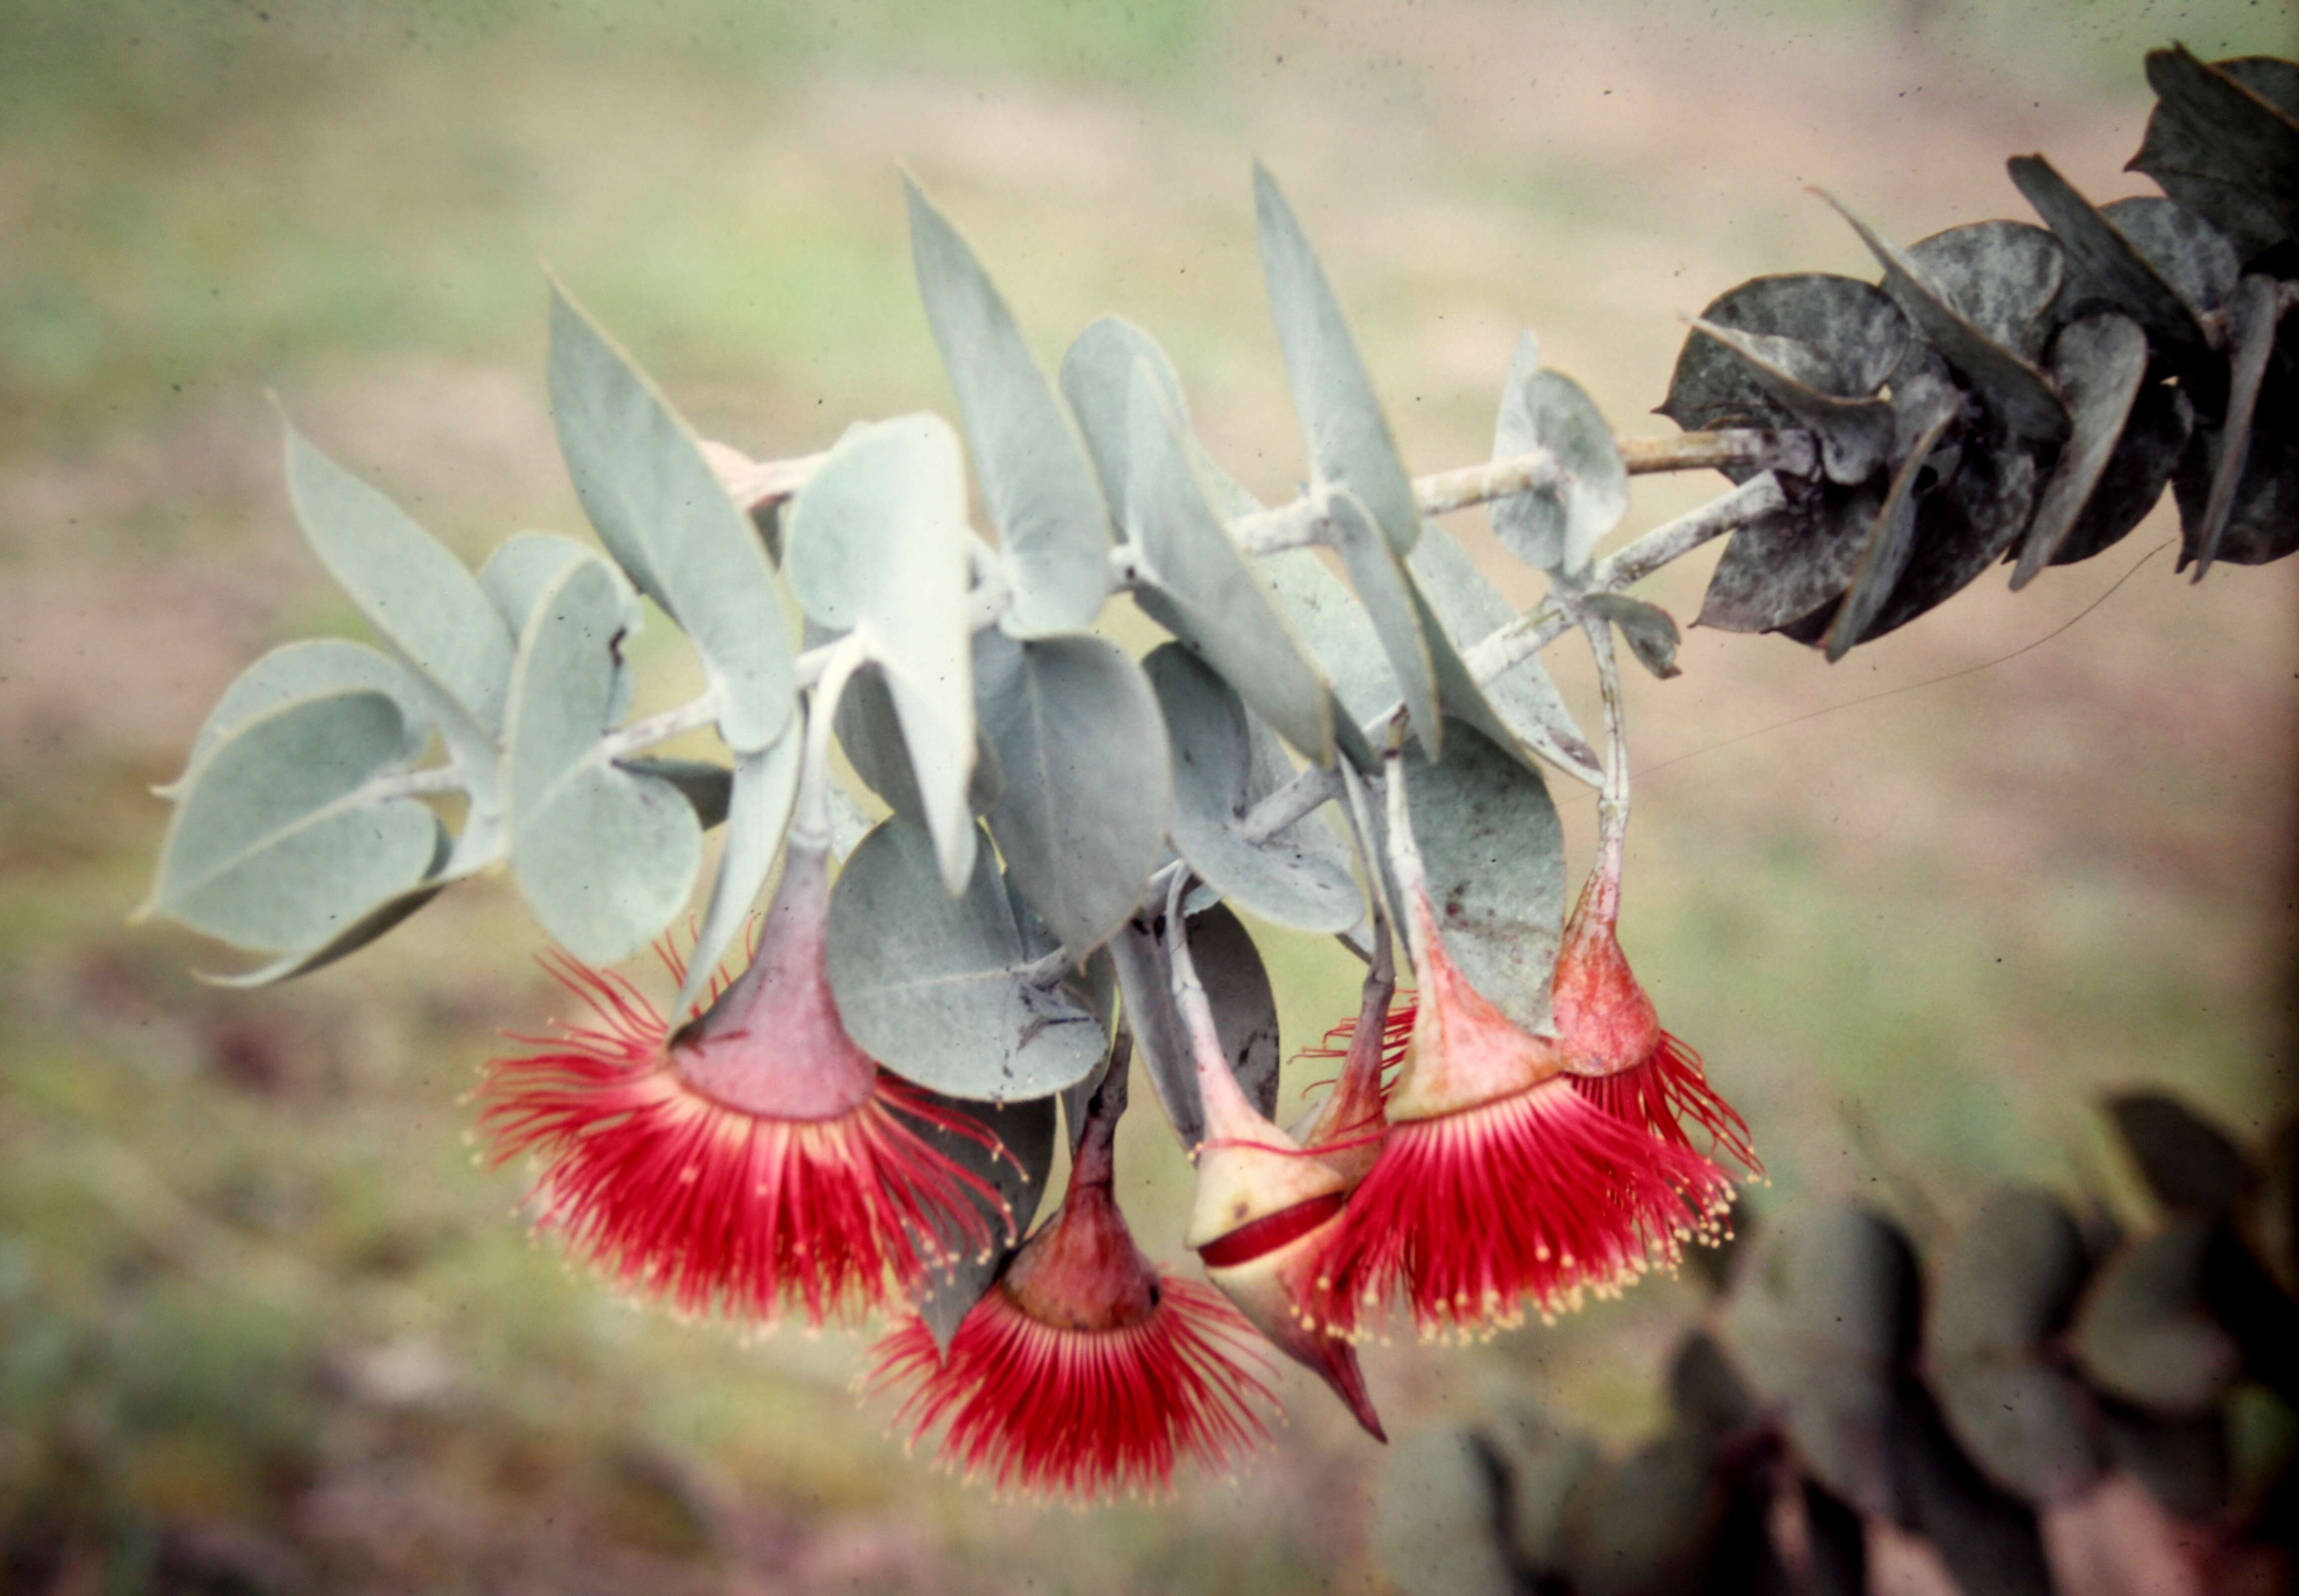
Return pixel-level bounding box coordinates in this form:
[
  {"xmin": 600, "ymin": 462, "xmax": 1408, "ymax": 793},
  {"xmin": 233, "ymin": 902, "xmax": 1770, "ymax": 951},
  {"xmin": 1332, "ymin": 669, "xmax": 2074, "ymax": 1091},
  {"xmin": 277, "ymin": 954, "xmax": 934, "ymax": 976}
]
[{"xmin": 1579, "ymin": 607, "xmax": 1631, "ymax": 915}]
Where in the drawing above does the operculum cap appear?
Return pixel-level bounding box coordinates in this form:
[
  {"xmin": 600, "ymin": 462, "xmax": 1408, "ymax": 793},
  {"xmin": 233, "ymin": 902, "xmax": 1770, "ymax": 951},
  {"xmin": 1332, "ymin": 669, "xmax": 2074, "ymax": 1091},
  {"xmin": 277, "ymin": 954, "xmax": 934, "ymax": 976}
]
[{"xmin": 1200, "ymin": 1214, "xmax": 1386, "ymax": 1441}]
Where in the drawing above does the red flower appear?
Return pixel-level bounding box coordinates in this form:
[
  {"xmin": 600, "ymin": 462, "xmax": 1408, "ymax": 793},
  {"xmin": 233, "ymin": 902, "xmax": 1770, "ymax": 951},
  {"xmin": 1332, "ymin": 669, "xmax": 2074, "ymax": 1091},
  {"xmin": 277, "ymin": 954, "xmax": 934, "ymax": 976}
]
[
  {"xmin": 1310, "ymin": 889, "xmax": 1733, "ymax": 1341},
  {"xmin": 474, "ymin": 842, "xmax": 1012, "ymax": 1327},
  {"xmin": 1551, "ymin": 860, "xmax": 1760, "ymax": 1176},
  {"xmin": 865, "ymin": 1072, "xmax": 1275, "ymax": 1502}
]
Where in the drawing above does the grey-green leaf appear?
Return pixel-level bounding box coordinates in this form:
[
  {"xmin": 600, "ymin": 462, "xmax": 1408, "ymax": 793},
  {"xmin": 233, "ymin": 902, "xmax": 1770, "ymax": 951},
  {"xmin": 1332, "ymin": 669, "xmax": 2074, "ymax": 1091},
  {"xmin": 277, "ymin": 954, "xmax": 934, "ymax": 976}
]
[
  {"xmin": 479, "ymin": 534, "xmax": 644, "ymax": 723},
  {"xmin": 904, "ymin": 177, "xmax": 1111, "ymax": 637},
  {"xmin": 144, "ymin": 688, "xmax": 443, "ymax": 956},
  {"xmin": 505, "ymin": 559, "xmax": 704, "ymax": 964},
  {"xmin": 1120, "ymin": 361, "xmax": 1335, "ymax": 763},
  {"xmin": 1490, "ymin": 336, "xmax": 1629, "ymax": 572},
  {"xmin": 826, "ymin": 817, "xmax": 1108, "ymax": 1100},
  {"xmin": 974, "ymin": 629, "xmax": 1172, "ymax": 955},
  {"xmin": 1826, "ymin": 196, "xmax": 2072, "ymax": 443},
  {"xmin": 284, "ymin": 424, "xmax": 515, "ymax": 738},
  {"xmin": 1146, "ymin": 644, "xmax": 1357, "ymax": 934},
  {"xmin": 1256, "ymin": 546, "xmax": 1385, "ymax": 770},
  {"xmin": 198, "ymin": 873, "xmax": 448, "ymax": 988},
  {"xmin": 166, "ymin": 639, "xmax": 432, "ymax": 797},
  {"xmin": 547, "ymin": 283, "xmax": 794, "ymax": 754},
  {"xmin": 669, "ymin": 730, "xmax": 803, "ymax": 1021},
  {"xmin": 1404, "ymin": 522, "xmax": 1600, "ymax": 784},
  {"xmin": 1401, "ymin": 719, "xmax": 1565, "ymax": 1031},
  {"xmin": 1326, "ymin": 488, "xmax": 1441, "ymax": 757},
  {"xmin": 787, "ymin": 413, "xmax": 979, "ymax": 891},
  {"xmin": 1059, "ymin": 316, "xmax": 1266, "ymax": 525},
  {"xmin": 1255, "ymin": 165, "xmax": 1418, "ymax": 555},
  {"xmin": 1582, "ymin": 593, "xmax": 1683, "ymax": 681},
  {"xmin": 2013, "ymin": 314, "xmax": 2150, "ymax": 588}
]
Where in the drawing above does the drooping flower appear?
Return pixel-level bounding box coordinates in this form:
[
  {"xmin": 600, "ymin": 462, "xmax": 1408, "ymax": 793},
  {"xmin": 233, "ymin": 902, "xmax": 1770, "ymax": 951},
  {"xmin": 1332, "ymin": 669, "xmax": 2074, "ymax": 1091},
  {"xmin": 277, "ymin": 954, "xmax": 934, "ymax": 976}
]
[
  {"xmin": 474, "ymin": 839, "xmax": 1012, "ymax": 1327},
  {"xmin": 1551, "ymin": 860, "xmax": 1760, "ymax": 1175},
  {"xmin": 1309, "ymin": 749, "xmax": 1733, "ymax": 1342},
  {"xmin": 865, "ymin": 1066, "xmax": 1275, "ymax": 1502},
  {"xmin": 1186, "ymin": 923, "xmax": 1393, "ymax": 1441}
]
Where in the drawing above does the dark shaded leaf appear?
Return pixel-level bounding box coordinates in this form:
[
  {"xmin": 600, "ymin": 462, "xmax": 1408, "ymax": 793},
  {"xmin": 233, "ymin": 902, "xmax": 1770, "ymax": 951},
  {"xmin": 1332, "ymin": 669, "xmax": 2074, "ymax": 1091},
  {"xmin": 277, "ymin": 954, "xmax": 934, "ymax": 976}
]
[
  {"xmin": 1721, "ymin": 1204, "xmax": 1921, "ymax": 1516},
  {"xmin": 1799, "ymin": 1481, "xmax": 1870, "ymax": 1596},
  {"xmin": 1827, "ymin": 199, "xmax": 2072, "ymax": 443},
  {"xmin": 2099, "ymin": 197, "xmax": 2243, "ymax": 323},
  {"xmin": 2201, "ymin": 1224, "xmax": 2299, "ymax": 1405},
  {"xmin": 1670, "ymin": 1331, "xmax": 1762, "ymax": 1441},
  {"xmin": 1561, "ymin": 1428, "xmax": 1725, "ymax": 1596},
  {"xmin": 1255, "ymin": 165, "xmax": 1419, "ymax": 555},
  {"xmin": 826, "ymin": 818, "xmax": 1108, "ymax": 1101},
  {"xmin": 904, "ymin": 178, "xmax": 1112, "ymax": 637},
  {"xmin": 1859, "ymin": 424, "xmax": 2040, "ymax": 641},
  {"xmin": 1696, "ymin": 477, "xmax": 1885, "ymax": 634},
  {"xmin": 2100, "ymin": 1400, "xmax": 2231, "ymax": 1520},
  {"xmin": 2072, "ymin": 1219, "xmax": 2244, "ymax": 1416},
  {"xmin": 2131, "ymin": 55, "xmax": 2299, "ymax": 262},
  {"xmin": 1490, "ymin": 333, "xmax": 1629, "ymax": 572},
  {"xmin": 1928, "ymin": 1189, "xmax": 2103, "ymax": 1503},
  {"xmin": 2014, "ymin": 314, "xmax": 2151, "ymax": 586},
  {"xmin": 2184, "ymin": 273, "xmax": 2288, "ymax": 577},
  {"xmin": 1145, "ymin": 645, "xmax": 1358, "ymax": 933},
  {"xmin": 2108, "ymin": 1092, "xmax": 2252, "ymax": 1217},
  {"xmin": 1660, "ymin": 273, "xmax": 1909, "ymax": 478},
  {"xmin": 1685, "ymin": 317, "xmax": 1897, "ymax": 484},
  {"xmin": 1819, "ymin": 405, "xmax": 1955, "ymax": 660},
  {"xmin": 2009, "ymin": 155, "xmax": 2217, "ymax": 360},
  {"xmin": 973, "ymin": 628, "xmax": 1172, "ymax": 955},
  {"xmin": 1483, "ymin": 1395, "xmax": 1601, "ymax": 1572},
  {"xmin": 1375, "ymin": 1427, "xmax": 1517, "ymax": 1596},
  {"xmin": 1104, "ymin": 906, "xmax": 1281, "ymax": 1149},
  {"xmin": 2051, "ymin": 378, "xmax": 2194, "ymax": 566},
  {"xmin": 1906, "ymin": 218, "xmax": 2068, "ymax": 363},
  {"xmin": 1893, "ymin": 1382, "xmax": 2056, "ymax": 1596},
  {"xmin": 2173, "ymin": 406, "xmax": 2299, "ymax": 570},
  {"xmin": 1583, "ymin": 593, "xmax": 1683, "ymax": 680},
  {"xmin": 911, "ymin": 1093, "xmax": 1057, "ymax": 1354},
  {"xmin": 2133, "ymin": 47, "xmax": 2299, "ymax": 251}
]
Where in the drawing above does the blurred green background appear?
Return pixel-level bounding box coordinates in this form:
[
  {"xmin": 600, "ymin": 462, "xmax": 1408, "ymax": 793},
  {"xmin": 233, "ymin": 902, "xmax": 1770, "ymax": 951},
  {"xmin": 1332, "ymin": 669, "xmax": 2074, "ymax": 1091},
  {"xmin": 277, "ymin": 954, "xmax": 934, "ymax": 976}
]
[{"xmin": 4, "ymin": 0, "xmax": 2296, "ymax": 1590}]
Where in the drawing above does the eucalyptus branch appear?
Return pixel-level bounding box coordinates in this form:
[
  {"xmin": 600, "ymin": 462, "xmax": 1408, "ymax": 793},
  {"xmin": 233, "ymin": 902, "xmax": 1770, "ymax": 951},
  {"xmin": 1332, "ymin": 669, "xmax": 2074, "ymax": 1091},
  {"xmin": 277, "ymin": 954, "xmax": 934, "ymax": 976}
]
[
  {"xmin": 1465, "ymin": 471, "xmax": 1785, "ymax": 683},
  {"xmin": 349, "ymin": 763, "xmax": 469, "ymax": 807},
  {"xmin": 1238, "ymin": 763, "xmax": 1345, "ymax": 844},
  {"xmin": 594, "ymin": 689, "xmax": 725, "ymax": 763}
]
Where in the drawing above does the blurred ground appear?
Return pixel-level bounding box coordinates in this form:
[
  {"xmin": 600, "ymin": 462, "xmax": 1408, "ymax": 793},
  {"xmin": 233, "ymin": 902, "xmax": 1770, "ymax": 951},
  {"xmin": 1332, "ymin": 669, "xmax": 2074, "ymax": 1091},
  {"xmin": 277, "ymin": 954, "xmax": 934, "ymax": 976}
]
[{"xmin": 3, "ymin": 0, "xmax": 2296, "ymax": 1590}]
